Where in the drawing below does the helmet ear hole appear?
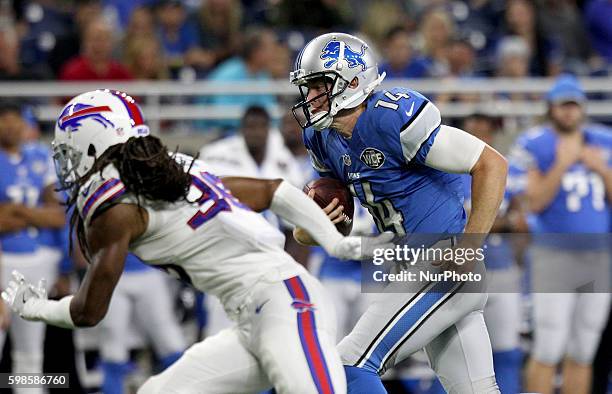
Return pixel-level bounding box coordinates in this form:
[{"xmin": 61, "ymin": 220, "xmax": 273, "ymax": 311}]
[{"xmin": 87, "ymin": 144, "xmax": 96, "ymax": 157}]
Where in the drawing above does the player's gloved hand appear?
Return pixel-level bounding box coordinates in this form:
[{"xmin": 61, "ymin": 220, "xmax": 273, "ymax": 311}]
[
  {"xmin": 1, "ymin": 270, "xmax": 47, "ymax": 321},
  {"xmin": 331, "ymin": 232, "xmax": 395, "ymax": 260}
]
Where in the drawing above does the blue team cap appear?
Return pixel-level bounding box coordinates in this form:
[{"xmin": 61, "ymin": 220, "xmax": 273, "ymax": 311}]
[{"xmin": 546, "ymin": 74, "xmax": 586, "ymax": 104}]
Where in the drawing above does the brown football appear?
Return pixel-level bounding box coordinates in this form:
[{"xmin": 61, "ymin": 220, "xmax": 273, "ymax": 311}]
[{"xmin": 303, "ymin": 178, "xmax": 354, "ymax": 236}]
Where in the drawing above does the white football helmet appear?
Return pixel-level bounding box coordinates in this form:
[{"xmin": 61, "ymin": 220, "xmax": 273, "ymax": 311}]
[
  {"xmin": 290, "ymin": 32, "xmax": 385, "ymax": 130},
  {"xmin": 52, "ymin": 89, "xmax": 150, "ymax": 191}
]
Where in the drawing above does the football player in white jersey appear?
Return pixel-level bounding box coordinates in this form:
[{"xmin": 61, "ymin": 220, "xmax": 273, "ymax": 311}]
[{"xmin": 1, "ymin": 89, "xmax": 384, "ymax": 394}]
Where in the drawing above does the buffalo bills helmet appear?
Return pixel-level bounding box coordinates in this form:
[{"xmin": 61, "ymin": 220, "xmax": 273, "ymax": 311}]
[{"xmin": 53, "ymin": 89, "xmax": 150, "ymax": 191}]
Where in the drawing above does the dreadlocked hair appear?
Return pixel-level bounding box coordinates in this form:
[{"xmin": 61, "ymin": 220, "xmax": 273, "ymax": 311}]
[{"xmin": 66, "ymin": 135, "xmax": 194, "ymax": 261}]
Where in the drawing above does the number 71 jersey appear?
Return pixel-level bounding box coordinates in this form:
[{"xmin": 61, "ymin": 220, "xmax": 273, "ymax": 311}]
[
  {"xmin": 510, "ymin": 125, "xmax": 612, "ymax": 233},
  {"xmin": 303, "ymin": 87, "xmax": 466, "ymax": 235}
]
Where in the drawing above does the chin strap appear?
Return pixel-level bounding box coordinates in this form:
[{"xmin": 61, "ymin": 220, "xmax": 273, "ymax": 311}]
[
  {"xmin": 364, "ymin": 72, "xmax": 386, "ymax": 96},
  {"xmin": 331, "ymin": 72, "xmax": 387, "ymax": 117}
]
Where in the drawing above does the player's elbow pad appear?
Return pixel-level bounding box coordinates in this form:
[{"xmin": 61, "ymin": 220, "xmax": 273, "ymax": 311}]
[{"xmin": 425, "ymin": 125, "xmax": 486, "ymax": 173}]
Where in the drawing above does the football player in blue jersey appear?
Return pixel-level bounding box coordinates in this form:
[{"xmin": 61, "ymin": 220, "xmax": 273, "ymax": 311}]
[
  {"xmin": 290, "ymin": 33, "xmax": 508, "ymax": 394},
  {"xmin": 0, "ymin": 103, "xmax": 65, "ymax": 388},
  {"xmin": 512, "ymin": 75, "xmax": 612, "ymax": 394},
  {"xmin": 461, "ymin": 111, "xmax": 527, "ymax": 394}
]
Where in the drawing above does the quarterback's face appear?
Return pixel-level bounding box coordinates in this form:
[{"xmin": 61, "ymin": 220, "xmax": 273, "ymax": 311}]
[{"xmin": 305, "ymin": 78, "xmax": 331, "ymax": 115}]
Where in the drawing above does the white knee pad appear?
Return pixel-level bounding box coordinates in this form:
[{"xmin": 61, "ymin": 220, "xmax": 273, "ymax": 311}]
[{"xmin": 445, "ymin": 376, "xmax": 500, "ymax": 394}]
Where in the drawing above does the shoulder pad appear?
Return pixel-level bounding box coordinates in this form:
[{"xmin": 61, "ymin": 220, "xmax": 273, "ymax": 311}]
[{"xmin": 77, "ymin": 165, "xmax": 126, "ymax": 226}]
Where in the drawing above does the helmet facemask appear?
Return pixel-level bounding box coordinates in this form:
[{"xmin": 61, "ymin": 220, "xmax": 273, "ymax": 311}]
[
  {"xmin": 52, "ymin": 140, "xmax": 84, "ymax": 195},
  {"xmin": 291, "ymin": 71, "xmax": 349, "ymax": 131}
]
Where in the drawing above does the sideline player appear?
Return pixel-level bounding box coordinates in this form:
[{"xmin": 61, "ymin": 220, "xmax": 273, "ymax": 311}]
[
  {"xmin": 290, "ymin": 33, "xmax": 508, "ymax": 393},
  {"xmin": 0, "ymin": 103, "xmax": 65, "ymax": 389},
  {"xmin": 1, "ymin": 90, "xmax": 384, "ymax": 393},
  {"xmin": 461, "ymin": 111, "xmax": 526, "ymax": 394},
  {"xmin": 513, "ymin": 75, "xmax": 612, "ymax": 394}
]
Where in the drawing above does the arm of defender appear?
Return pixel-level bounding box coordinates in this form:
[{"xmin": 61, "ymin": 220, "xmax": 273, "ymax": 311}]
[
  {"xmin": 4, "ymin": 204, "xmax": 145, "ymax": 328},
  {"xmin": 222, "ymin": 177, "xmax": 359, "ymax": 259},
  {"xmin": 68, "ymin": 204, "xmax": 145, "ymax": 326},
  {"xmin": 221, "ymin": 177, "xmax": 282, "ymax": 212}
]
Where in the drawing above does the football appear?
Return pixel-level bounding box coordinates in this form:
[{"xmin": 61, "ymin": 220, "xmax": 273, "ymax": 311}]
[{"xmin": 303, "ymin": 178, "xmax": 354, "ymax": 235}]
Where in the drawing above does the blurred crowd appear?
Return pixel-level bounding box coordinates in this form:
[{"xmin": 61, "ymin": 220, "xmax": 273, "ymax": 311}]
[{"xmin": 1, "ymin": 0, "xmax": 612, "ymax": 134}]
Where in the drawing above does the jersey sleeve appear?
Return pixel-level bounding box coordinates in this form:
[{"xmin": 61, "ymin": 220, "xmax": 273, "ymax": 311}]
[
  {"xmin": 76, "ymin": 166, "xmax": 127, "ymax": 226},
  {"xmin": 302, "ymin": 128, "xmax": 332, "ymax": 177},
  {"xmin": 376, "ymin": 90, "xmax": 441, "ymax": 163}
]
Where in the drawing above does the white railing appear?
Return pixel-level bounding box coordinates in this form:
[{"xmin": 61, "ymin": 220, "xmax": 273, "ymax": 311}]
[{"xmin": 1, "ymin": 77, "xmax": 611, "ymax": 134}]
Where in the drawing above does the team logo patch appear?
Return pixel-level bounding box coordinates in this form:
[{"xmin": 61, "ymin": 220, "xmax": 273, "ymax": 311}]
[
  {"xmin": 291, "ymin": 299, "xmax": 316, "ymax": 313},
  {"xmin": 342, "ymin": 153, "xmax": 352, "ymax": 166},
  {"xmin": 360, "ymin": 148, "xmax": 385, "ymax": 169},
  {"xmin": 320, "ymin": 40, "xmax": 367, "ymax": 71},
  {"xmin": 58, "ymin": 103, "xmax": 114, "ymax": 132}
]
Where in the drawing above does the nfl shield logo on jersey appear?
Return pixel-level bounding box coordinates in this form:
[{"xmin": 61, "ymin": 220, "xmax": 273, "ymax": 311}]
[
  {"xmin": 360, "ymin": 148, "xmax": 385, "ymax": 169},
  {"xmin": 342, "ymin": 154, "xmax": 352, "ymax": 166}
]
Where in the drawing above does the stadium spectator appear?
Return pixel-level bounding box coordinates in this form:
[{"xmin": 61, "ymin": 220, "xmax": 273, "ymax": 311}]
[
  {"xmin": 125, "ymin": 5, "xmax": 156, "ymax": 39},
  {"xmin": 494, "ymin": 36, "xmax": 537, "ymax": 133},
  {"xmin": 155, "ymin": 0, "xmax": 212, "ymax": 76},
  {"xmin": 197, "ymin": 27, "xmax": 278, "ymax": 131},
  {"xmin": 502, "ymin": 0, "xmax": 561, "ymax": 76},
  {"xmin": 447, "ymin": 38, "xmax": 478, "ymax": 77},
  {"xmin": 18, "ymin": 2, "xmax": 71, "ymax": 75},
  {"xmin": 195, "ymin": 0, "xmax": 242, "ymax": 70},
  {"xmin": 358, "ymin": 1, "xmax": 413, "ymax": 46},
  {"xmin": 0, "ymin": 24, "xmax": 49, "ymax": 80},
  {"xmin": 47, "ymin": 0, "xmax": 103, "ymax": 78},
  {"xmin": 379, "ymin": 26, "xmax": 429, "ymax": 79},
  {"xmin": 496, "ymin": 36, "xmax": 531, "ymax": 79},
  {"xmin": 274, "ymin": 0, "xmax": 353, "ymax": 30},
  {"xmin": 418, "ymin": 8, "xmax": 455, "ymax": 77},
  {"xmin": 267, "ymin": 39, "xmax": 291, "ymax": 80},
  {"xmin": 59, "ymin": 18, "xmax": 132, "ymax": 81},
  {"xmin": 584, "ymin": 0, "xmax": 612, "ymax": 64},
  {"xmin": 538, "ymin": 0, "xmax": 598, "ymax": 74},
  {"xmin": 102, "ymin": 0, "xmax": 155, "ymax": 30},
  {"xmin": 124, "ymin": 35, "xmax": 169, "ymax": 80}
]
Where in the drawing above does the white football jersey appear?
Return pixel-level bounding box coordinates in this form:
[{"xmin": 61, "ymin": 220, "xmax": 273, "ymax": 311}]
[{"xmin": 76, "ymin": 154, "xmax": 304, "ymax": 312}]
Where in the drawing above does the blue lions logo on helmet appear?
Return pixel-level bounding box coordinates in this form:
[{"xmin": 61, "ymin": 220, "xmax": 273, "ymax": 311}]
[
  {"xmin": 58, "ymin": 103, "xmax": 115, "ymax": 132},
  {"xmin": 320, "ymin": 40, "xmax": 367, "ymax": 71}
]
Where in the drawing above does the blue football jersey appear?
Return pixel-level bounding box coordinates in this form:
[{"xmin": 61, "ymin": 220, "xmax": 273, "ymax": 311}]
[
  {"xmin": 512, "ymin": 125, "xmax": 611, "ymax": 234},
  {"xmin": 304, "ymin": 87, "xmax": 466, "ymax": 235},
  {"xmin": 0, "ymin": 143, "xmax": 57, "ymax": 253}
]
